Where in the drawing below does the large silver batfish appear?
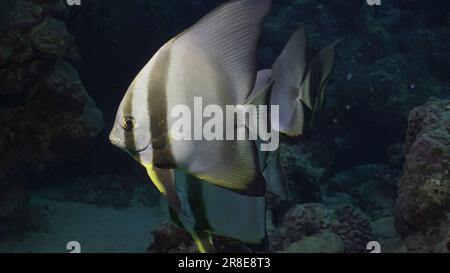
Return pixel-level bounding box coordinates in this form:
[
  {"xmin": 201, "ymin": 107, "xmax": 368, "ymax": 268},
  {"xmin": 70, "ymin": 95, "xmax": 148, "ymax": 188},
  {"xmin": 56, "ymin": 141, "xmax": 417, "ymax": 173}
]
[{"xmin": 109, "ymin": 0, "xmax": 338, "ymax": 252}]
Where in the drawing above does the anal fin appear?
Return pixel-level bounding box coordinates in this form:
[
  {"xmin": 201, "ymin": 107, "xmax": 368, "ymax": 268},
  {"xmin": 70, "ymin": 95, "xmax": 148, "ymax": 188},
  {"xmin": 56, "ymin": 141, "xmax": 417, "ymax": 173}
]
[{"xmin": 191, "ymin": 231, "xmax": 215, "ymax": 253}]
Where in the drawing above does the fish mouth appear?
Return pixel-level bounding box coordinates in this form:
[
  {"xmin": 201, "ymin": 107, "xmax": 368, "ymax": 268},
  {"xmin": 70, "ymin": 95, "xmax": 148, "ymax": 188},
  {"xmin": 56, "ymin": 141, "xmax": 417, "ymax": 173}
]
[
  {"xmin": 128, "ymin": 141, "xmax": 151, "ymax": 155},
  {"xmin": 109, "ymin": 136, "xmax": 151, "ymax": 155}
]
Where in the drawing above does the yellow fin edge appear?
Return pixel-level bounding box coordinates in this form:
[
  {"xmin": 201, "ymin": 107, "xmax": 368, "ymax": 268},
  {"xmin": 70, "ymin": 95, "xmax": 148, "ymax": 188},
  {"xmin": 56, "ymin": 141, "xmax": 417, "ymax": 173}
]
[
  {"xmin": 191, "ymin": 231, "xmax": 214, "ymax": 253},
  {"xmin": 142, "ymin": 163, "xmax": 167, "ymax": 194}
]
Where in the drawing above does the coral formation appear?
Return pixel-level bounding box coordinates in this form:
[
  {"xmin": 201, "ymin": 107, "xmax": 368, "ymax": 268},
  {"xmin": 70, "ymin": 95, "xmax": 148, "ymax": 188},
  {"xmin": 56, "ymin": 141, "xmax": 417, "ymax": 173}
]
[
  {"xmin": 371, "ymin": 216, "xmax": 398, "ymax": 241},
  {"xmin": 326, "ymin": 164, "xmax": 399, "ymax": 219},
  {"xmin": 0, "ymin": 0, "xmax": 103, "ymax": 239},
  {"xmin": 149, "ymin": 203, "xmax": 375, "ymax": 253},
  {"xmin": 394, "ymin": 98, "xmax": 450, "ymax": 252},
  {"xmin": 30, "ymin": 17, "xmax": 75, "ymax": 60},
  {"xmin": 446, "ymin": 230, "xmax": 450, "ymax": 252},
  {"xmin": 279, "ymin": 143, "xmax": 326, "ymax": 203},
  {"xmin": 395, "ymin": 98, "xmax": 450, "ymax": 236},
  {"xmin": 281, "ymin": 231, "xmax": 345, "ymax": 253},
  {"xmin": 148, "ymin": 222, "xmax": 195, "ymax": 253},
  {"xmin": 331, "ymin": 205, "xmax": 374, "ymax": 253},
  {"xmin": 269, "ymin": 203, "xmax": 332, "ymax": 251},
  {"xmin": 148, "ymin": 221, "xmax": 252, "ymax": 253}
]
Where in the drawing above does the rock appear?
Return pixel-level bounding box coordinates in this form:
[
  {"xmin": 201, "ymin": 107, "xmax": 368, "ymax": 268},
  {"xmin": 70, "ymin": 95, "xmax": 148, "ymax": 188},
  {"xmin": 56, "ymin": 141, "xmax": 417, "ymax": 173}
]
[
  {"xmin": 0, "ymin": 0, "xmax": 16, "ymax": 30},
  {"xmin": 386, "ymin": 143, "xmax": 405, "ymax": 169},
  {"xmin": 324, "ymin": 193, "xmax": 358, "ymax": 209},
  {"xmin": 372, "ymin": 216, "xmax": 398, "ymax": 240},
  {"xmin": 282, "ymin": 231, "xmax": 345, "ymax": 253},
  {"xmin": 395, "ymin": 98, "xmax": 450, "ymax": 236},
  {"xmin": 331, "ymin": 205, "xmax": 375, "ymax": 253},
  {"xmin": 9, "ymin": 0, "xmax": 43, "ymax": 30},
  {"xmin": 148, "ymin": 221, "xmax": 195, "ymax": 253},
  {"xmin": 147, "ymin": 221, "xmax": 252, "ymax": 253},
  {"xmin": 446, "ymin": 230, "xmax": 450, "ymax": 252},
  {"xmin": 326, "ymin": 164, "xmax": 399, "ymax": 218},
  {"xmin": 280, "ymin": 143, "xmax": 326, "ymax": 202},
  {"xmin": 30, "ymin": 17, "xmax": 75, "ymax": 59},
  {"xmin": 269, "ymin": 203, "xmax": 332, "ymax": 251},
  {"xmin": 0, "ymin": 0, "xmax": 103, "ymax": 240},
  {"xmin": 39, "ymin": 60, "xmax": 104, "ymax": 132},
  {"xmin": 0, "ymin": 44, "xmax": 14, "ymax": 67},
  {"xmin": 381, "ymin": 238, "xmax": 407, "ymax": 253},
  {"xmin": 39, "ymin": 0, "xmax": 69, "ymax": 19}
]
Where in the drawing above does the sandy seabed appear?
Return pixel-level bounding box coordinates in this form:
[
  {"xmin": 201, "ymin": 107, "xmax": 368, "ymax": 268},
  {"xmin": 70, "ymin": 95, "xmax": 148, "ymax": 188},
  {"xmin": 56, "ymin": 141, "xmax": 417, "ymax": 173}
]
[{"xmin": 0, "ymin": 182, "xmax": 165, "ymax": 253}]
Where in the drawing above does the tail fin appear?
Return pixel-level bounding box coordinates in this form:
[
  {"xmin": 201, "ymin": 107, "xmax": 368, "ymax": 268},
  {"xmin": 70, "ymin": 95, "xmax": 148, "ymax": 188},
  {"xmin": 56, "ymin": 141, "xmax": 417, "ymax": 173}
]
[{"xmin": 270, "ymin": 26, "xmax": 339, "ymax": 136}]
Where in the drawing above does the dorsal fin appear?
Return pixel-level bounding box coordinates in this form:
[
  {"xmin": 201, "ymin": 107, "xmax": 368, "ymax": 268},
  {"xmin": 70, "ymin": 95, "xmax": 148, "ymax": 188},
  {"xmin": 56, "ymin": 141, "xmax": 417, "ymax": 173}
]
[
  {"xmin": 270, "ymin": 26, "xmax": 308, "ymax": 135},
  {"xmin": 245, "ymin": 69, "xmax": 273, "ymax": 105},
  {"xmin": 302, "ymin": 40, "xmax": 340, "ymax": 134},
  {"xmin": 272, "ymin": 25, "xmax": 307, "ymax": 101},
  {"xmin": 174, "ymin": 0, "xmax": 272, "ymax": 104}
]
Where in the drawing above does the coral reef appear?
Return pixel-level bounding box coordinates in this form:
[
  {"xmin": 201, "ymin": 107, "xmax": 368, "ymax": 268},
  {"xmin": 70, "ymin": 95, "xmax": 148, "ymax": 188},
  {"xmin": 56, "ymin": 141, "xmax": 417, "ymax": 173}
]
[
  {"xmin": 279, "ymin": 143, "xmax": 326, "ymax": 203},
  {"xmin": 261, "ymin": 0, "xmax": 450, "ymax": 175},
  {"xmin": 148, "ymin": 221, "xmax": 252, "ymax": 253},
  {"xmin": 269, "ymin": 203, "xmax": 332, "ymax": 251},
  {"xmin": 446, "ymin": 230, "xmax": 450, "ymax": 252},
  {"xmin": 30, "ymin": 17, "xmax": 75, "ymax": 60},
  {"xmin": 281, "ymin": 231, "xmax": 345, "ymax": 253},
  {"xmin": 395, "ymin": 98, "xmax": 450, "ymax": 235},
  {"xmin": 326, "ymin": 164, "xmax": 399, "ymax": 219},
  {"xmin": 372, "ymin": 216, "xmax": 398, "ymax": 241},
  {"xmin": 0, "ymin": 0, "xmax": 103, "ymax": 239},
  {"xmin": 4, "ymin": 0, "xmax": 43, "ymax": 31},
  {"xmin": 148, "ymin": 222, "xmax": 195, "ymax": 253},
  {"xmin": 394, "ymin": 98, "xmax": 450, "ymax": 252},
  {"xmin": 149, "ymin": 203, "xmax": 375, "ymax": 253},
  {"xmin": 331, "ymin": 205, "xmax": 374, "ymax": 253}
]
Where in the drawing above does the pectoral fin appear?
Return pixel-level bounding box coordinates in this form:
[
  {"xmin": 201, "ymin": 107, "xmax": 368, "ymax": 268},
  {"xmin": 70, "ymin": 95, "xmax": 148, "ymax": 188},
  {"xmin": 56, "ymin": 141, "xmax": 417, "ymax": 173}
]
[{"xmin": 190, "ymin": 139, "xmax": 266, "ymax": 197}]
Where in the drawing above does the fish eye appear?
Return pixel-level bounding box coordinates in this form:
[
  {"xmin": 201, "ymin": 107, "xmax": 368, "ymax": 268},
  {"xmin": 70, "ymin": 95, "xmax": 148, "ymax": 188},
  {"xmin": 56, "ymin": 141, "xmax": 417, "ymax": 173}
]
[{"xmin": 121, "ymin": 116, "xmax": 135, "ymax": 131}]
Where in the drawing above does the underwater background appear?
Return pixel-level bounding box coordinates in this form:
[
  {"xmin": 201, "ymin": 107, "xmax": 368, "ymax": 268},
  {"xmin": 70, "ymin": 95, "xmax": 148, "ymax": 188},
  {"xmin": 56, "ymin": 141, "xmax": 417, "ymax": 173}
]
[{"xmin": 0, "ymin": 0, "xmax": 449, "ymax": 253}]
